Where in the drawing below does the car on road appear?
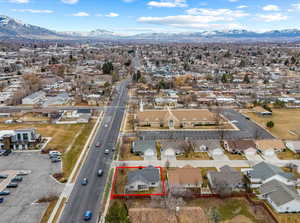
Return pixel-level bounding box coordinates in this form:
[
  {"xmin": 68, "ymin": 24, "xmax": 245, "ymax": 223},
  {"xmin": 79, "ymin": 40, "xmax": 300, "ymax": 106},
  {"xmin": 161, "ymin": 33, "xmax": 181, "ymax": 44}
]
[
  {"xmin": 81, "ymin": 178, "xmax": 88, "ymax": 185},
  {"xmin": 231, "ymin": 120, "xmax": 239, "ymax": 124},
  {"xmin": 104, "ymin": 124, "xmax": 108, "ymax": 128},
  {"xmin": 83, "ymin": 210, "xmax": 92, "ymax": 221},
  {"xmin": 0, "ymin": 191, "xmax": 10, "ymax": 196},
  {"xmin": 96, "ymin": 142, "xmax": 101, "ymax": 147},
  {"xmin": 97, "ymin": 169, "xmax": 103, "ymax": 176},
  {"xmin": 104, "ymin": 149, "xmax": 109, "ymax": 154},
  {"xmin": 6, "ymin": 183, "xmax": 18, "ymax": 188}
]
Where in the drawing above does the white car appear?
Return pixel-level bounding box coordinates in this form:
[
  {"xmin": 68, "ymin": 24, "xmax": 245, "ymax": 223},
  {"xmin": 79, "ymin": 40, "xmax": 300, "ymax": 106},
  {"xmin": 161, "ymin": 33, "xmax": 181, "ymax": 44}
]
[
  {"xmin": 49, "ymin": 151, "xmax": 61, "ymax": 157},
  {"xmin": 231, "ymin": 120, "xmax": 239, "ymax": 124},
  {"xmin": 104, "ymin": 124, "xmax": 108, "ymax": 128}
]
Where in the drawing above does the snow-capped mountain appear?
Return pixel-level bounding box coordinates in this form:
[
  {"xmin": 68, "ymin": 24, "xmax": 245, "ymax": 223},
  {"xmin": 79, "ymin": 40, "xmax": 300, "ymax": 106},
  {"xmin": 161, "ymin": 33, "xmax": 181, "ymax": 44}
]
[
  {"xmin": 0, "ymin": 15, "xmax": 62, "ymax": 39},
  {"xmin": 1, "ymin": 14, "xmax": 300, "ymax": 41}
]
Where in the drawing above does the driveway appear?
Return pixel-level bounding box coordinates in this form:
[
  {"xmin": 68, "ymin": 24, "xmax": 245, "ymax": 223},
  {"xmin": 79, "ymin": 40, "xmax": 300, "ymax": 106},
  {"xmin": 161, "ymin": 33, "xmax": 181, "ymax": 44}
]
[
  {"xmin": 245, "ymin": 154, "xmax": 264, "ymax": 162},
  {"xmin": 0, "ymin": 152, "xmax": 63, "ymax": 223},
  {"xmin": 212, "ymin": 154, "xmax": 229, "ymax": 161}
]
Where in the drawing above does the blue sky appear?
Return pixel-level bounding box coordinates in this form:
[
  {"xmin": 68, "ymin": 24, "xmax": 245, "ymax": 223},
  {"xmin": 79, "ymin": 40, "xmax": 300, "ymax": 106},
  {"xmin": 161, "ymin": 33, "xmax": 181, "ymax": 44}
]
[{"xmin": 1, "ymin": 0, "xmax": 300, "ymax": 34}]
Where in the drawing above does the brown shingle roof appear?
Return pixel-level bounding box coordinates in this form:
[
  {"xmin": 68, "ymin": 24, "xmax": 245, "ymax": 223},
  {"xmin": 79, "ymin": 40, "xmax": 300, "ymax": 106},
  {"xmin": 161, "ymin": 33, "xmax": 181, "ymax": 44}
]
[
  {"xmin": 168, "ymin": 165, "xmax": 203, "ymax": 187},
  {"xmin": 255, "ymin": 139, "xmax": 285, "ymax": 150},
  {"xmin": 137, "ymin": 109, "xmax": 215, "ymax": 123}
]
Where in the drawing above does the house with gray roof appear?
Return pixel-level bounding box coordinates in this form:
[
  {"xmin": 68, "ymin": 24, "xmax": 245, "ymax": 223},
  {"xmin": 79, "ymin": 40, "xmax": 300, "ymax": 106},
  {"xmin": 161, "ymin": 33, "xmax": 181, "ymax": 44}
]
[
  {"xmin": 259, "ymin": 179, "xmax": 300, "ymax": 213},
  {"xmin": 131, "ymin": 140, "xmax": 156, "ymax": 157},
  {"xmin": 207, "ymin": 165, "xmax": 245, "ymax": 192},
  {"xmin": 125, "ymin": 166, "xmax": 161, "ymax": 192},
  {"xmin": 246, "ymin": 162, "xmax": 297, "ymax": 188}
]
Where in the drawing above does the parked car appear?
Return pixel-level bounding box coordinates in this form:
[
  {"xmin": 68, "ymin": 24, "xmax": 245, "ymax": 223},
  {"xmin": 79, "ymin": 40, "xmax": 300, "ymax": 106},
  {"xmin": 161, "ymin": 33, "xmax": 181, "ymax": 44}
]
[
  {"xmin": 17, "ymin": 170, "xmax": 30, "ymax": 176},
  {"xmin": 0, "ymin": 191, "xmax": 10, "ymax": 196},
  {"xmin": 0, "ymin": 197, "xmax": 4, "ymax": 203},
  {"xmin": 231, "ymin": 120, "xmax": 239, "ymax": 124},
  {"xmin": 0, "ymin": 174, "xmax": 8, "ymax": 179},
  {"xmin": 11, "ymin": 176, "xmax": 23, "ymax": 182},
  {"xmin": 81, "ymin": 178, "xmax": 88, "ymax": 185},
  {"xmin": 0, "ymin": 150, "xmax": 6, "ymax": 156},
  {"xmin": 97, "ymin": 169, "xmax": 103, "ymax": 177},
  {"xmin": 83, "ymin": 210, "xmax": 92, "ymax": 221},
  {"xmin": 104, "ymin": 149, "xmax": 109, "ymax": 154},
  {"xmin": 6, "ymin": 183, "xmax": 18, "ymax": 188}
]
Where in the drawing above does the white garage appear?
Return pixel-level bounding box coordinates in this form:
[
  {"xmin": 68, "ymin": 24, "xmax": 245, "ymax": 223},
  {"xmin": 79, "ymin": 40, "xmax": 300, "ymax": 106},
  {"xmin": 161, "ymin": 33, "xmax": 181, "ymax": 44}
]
[
  {"xmin": 209, "ymin": 147, "xmax": 224, "ymax": 156},
  {"xmin": 144, "ymin": 148, "xmax": 157, "ymax": 161},
  {"xmin": 263, "ymin": 148, "xmax": 275, "ymax": 156}
]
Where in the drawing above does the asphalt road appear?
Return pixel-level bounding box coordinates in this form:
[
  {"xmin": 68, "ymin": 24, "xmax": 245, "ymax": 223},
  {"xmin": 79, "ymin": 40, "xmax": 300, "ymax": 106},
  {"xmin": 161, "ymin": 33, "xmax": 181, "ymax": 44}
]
[
  {"xmin": 59, "ymin": 80, "xmax": 128, "ymax": 223},
  {"xmin": 138, "ymin": 109, "xmax": 275, "ymax": 140}
]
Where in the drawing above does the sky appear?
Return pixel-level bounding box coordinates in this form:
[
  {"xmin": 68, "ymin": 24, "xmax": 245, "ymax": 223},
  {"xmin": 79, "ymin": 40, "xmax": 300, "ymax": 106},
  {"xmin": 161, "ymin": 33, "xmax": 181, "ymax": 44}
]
[{"xmin": 1, "ymin": 0, "xmax": 300, "ymax": 34}]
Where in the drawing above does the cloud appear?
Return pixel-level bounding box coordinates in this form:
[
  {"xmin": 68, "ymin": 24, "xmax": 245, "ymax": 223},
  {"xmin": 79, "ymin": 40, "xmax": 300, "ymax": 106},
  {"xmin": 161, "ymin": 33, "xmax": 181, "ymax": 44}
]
[
  {"xmin": 106, "ymin": 12, "xmax": 119, "ymax": 17},
  {"xmin": 186, "ymin": 8, "xmax": 249, "ymax": 18},
  {"xmin": 12, "ymin": 9, "xmax": 54, "ymax": 13},
  {"xmin": 257, "ymin": 13, "xmax": 287, "ymax": 22},
  {"xmin": 62, "ymin": 0, "xmax": 78, "ymax": 4},
  {"xmin": 291, "ymin": 3, "xmax": 300, "ymax": 11},
  {"xmin": 8, "ymin": 0, "xmax": 29, "ymax": 3},
  {"xmin": 237, "ymin": 5, "xmax": 248, "ymax": 9},
  {"xmin": 147, "ymin": 0, "xmax": 187, "ymax": 8},
  {"xmin": 262, "ymin": 5, "xmax": 280, "ymax": 11},
  {"xmin": 72, "ymin": 12, "xmax": 89, "ymax": 16}
]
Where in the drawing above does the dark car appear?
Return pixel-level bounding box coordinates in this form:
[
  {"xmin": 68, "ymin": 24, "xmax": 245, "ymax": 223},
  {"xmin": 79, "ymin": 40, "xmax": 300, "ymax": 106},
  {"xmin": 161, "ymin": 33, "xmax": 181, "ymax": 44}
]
[
  {"xmin": 0, "ymin": 197, "xmax": 4, "ymax": 203},
  {"xmin": 2, "ymin": 150, "xmax": 12, "ymax": 156},
  {"xmin": 51, "ymin": 157, "xmax": 61, "ymax": 163},
  {"xmin": 6, "ymin": 183, "xmax": 18, "ymax": 188},
  {"xmin": 0, "ymin": 191, "xmax": 10, "ymax": 196},
  {"xmin": 96, "ymin": 142, "xmax": 101, "ymax": 147},
  {"xmin": 11, "ymin": 176, "xmax": 23, "ymax": 182},
  {"xmin": 81, "ymin": 178, "xmax": 88, "ymax": 185},
  {"xmin": 83, "ymin": 210, "xmax": 92, "ymax": 221},
  {"xmin": 0, "ymin": 174, "xmax": 8, "ymax": 179}
]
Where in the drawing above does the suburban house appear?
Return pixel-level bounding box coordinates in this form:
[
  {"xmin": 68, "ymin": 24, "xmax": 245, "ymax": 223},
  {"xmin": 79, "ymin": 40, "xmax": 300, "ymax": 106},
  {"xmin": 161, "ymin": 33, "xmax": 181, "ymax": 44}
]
[
  {"xmin": 131, "ymin": 140, "xmax": 156, "ymax": 157},
  {"xmin": 62, "ymin": 109, "xmax": 92, "ymax": 123},
  {"xmin": 0, "ymin": 128, "xmax": 41, "ymax": 150},
  {"xmin": 255, "ymin": 139, "xmax": 285, "ymax": 156},
  {"xmin": 159, "ymin": 140, "xmax": 190, "ymax": 156},
  {"xmin": 167, "ymin": 165, "xmax": 203, "ymax": 191},
  {"xmin": 245, "ymin": 162, "xmax": 297, "ymax": 188},
  {"xmin": 192, "ymin": 140, "xmax": 224, "ymax": 156},
  {"xmin": 125, "ymin": 166, "xmax": 161, "ymax": 192},
  {"xmin": 285, "ymin": 141, "xmax": 300, "ymax": 154},
  {"xmin": 259, "ymin": 179, "xmax": 300, "ymax": 213},
  {"xmin": 135, "ymin": 108, "xmax": 218, "ymax": 129},
  {"xmin": 253, "ymin": 106, "xmax": 272, "ymax": 116},
  {"xmin": 223, "ymin": 140, "xmax": 257, "ymax": 155},
  {"xmin": 207, "ymin": 165, "xmax": 245, "ymax": 192},
  {"xmin": 22, "ymin": 91, "xmax": 46, "ymax": 105}
]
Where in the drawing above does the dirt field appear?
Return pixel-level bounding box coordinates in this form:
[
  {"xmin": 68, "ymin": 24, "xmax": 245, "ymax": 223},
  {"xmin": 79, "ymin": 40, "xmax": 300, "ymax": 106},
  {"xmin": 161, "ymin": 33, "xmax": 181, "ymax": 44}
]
[
  {"xmin": 244, "ymin": 109, "xmax": 300, "ymax": 140},
  {"xmin": 129, "ymin": 207, "xmax": 209, "ymax": 223}
]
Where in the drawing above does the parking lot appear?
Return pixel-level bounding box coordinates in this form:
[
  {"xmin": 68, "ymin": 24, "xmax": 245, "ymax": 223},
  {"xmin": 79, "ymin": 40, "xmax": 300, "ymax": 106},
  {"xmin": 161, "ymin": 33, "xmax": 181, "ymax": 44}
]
[{"xmin": 0, "ymin": 152, "xmax": 64, "ymax": 223}]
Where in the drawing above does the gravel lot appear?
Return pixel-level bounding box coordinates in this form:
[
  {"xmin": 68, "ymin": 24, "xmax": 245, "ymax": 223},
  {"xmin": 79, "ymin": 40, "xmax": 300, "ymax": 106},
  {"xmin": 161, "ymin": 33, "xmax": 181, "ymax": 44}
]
[{"xmin": 0, "ymin": 152, "xmax": 64, "ymax": 223}]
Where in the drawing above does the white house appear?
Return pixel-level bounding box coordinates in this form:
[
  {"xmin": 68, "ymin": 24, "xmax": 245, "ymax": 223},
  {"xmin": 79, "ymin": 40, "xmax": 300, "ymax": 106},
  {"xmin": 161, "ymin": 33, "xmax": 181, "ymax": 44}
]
[{"xmin": 259, "ymin": 179, "xmax": 300, "ymax": 213}]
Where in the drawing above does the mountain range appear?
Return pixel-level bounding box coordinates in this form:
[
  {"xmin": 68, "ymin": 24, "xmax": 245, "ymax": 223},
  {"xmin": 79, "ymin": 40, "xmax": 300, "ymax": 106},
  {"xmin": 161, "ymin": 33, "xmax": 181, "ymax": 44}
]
[{"xmin": 2, "ymin": 14, "xmax": 300, "ymax": 42}]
